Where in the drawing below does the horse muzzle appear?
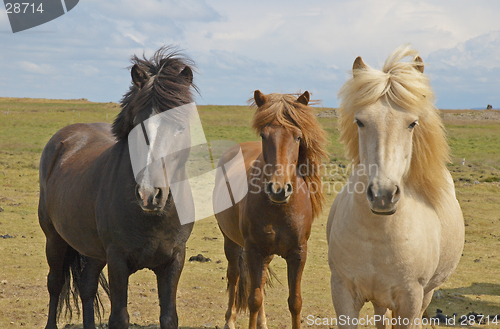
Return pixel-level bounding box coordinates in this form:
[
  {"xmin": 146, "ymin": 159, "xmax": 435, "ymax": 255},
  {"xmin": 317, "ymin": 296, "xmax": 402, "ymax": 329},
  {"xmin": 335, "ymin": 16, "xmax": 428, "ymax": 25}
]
[
  {"xmin": 366, "ymin": 183, "xmax": 400, "ymax": 216},
  {"xmin": 265, "ymin": 181, "xmax": 293, "ymax": 204},
  {"xmin": 135, "ymin": 185, "xmax": 169, "ymax": 212}
]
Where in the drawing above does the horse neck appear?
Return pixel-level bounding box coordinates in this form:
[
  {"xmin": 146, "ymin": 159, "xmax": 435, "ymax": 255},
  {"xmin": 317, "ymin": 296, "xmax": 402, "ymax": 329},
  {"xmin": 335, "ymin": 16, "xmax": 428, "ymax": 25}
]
[{"xmin": 105, "ymin": 138, "xmax": 137, "ymax": 186}]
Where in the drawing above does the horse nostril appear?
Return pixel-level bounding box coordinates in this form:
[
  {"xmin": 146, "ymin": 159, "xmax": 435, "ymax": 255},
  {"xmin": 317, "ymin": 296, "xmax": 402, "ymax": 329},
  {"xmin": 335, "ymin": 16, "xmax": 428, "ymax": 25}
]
[
  {"xmin": 135, "ymin": 185, "xmax": 141, "ymax": 200},
  {"xmin": 285, "ymin": 183, "xmax": 293, "ymax": 196},
  {"xmin": 154, "ymin": 188, "xmax": 162, "ymax": 201},
  {"xmin": 266, "ymin": 182, "xmax": 274, "ymax": 194},
  {"xmin": 366, "ymin": 184, "xmax": 375, "ymax": 202},
  {"xmin": 150, "ymin": 188, "xmax": 163, "ymax": 206},
  {"xmin": 392, "ymin": 185, "xmax": 401, "ymax": 203}
]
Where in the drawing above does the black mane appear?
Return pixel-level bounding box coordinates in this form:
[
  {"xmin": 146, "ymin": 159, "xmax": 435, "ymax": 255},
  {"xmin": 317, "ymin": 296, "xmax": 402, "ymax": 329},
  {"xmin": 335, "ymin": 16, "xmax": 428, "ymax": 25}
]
[{"xmin": 112, "ymin": 46, "xmax": 197, "ymax": 140}]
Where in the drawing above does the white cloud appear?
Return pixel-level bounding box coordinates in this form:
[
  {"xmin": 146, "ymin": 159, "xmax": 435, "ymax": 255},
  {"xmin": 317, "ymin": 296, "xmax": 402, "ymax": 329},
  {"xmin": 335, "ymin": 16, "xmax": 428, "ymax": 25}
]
[
  {"xmin": 426, "ymin": 30, "xmax": 500, "ymax": 108},
  {"xmin": 88, "ymin": 0, "xmax": 221, "ymax": 21},
  {"xmin": 71, "ymin": 64, "xmax": 99, "ymax": 76},
  {"xmin": 1, "ymin": 0, "xmax": 500, "ymax": 107},
  {"xmin": 193, "ymin": 49, "xmax": 341, "ymax": 105},
  {"xmin": 0, "ymin": 8, "xmax": 8, "ymax": 29},
  {"xmin": 429, "ymin": 31, "xmax": 500, "ymax": 69},
  {"xmin": 17, "ymin": 61, "xmax": 55, "ymax": 75}
]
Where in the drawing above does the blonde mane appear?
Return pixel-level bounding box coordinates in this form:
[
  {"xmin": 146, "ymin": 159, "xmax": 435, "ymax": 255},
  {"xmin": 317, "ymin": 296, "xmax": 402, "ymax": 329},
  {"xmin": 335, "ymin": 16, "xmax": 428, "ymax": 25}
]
[
  {"xmin": 338, "ymin": 45, "xmax": 451, "ymax": 208},
  {"xmin": 250, "ymin": 93, "xmax": 329, "ymax": 218}
]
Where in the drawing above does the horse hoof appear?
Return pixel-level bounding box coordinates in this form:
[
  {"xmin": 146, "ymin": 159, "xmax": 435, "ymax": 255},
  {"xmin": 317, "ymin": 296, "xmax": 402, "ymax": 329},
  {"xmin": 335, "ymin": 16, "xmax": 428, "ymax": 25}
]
[{"xmin": 223, "ymin": 323, "xmax": 236, "ymax": 329}]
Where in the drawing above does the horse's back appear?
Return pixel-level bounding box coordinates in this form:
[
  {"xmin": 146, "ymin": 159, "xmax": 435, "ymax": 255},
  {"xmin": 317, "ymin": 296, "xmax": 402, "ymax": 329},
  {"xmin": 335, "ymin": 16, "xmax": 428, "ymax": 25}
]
[
  {"xmin": 40, "ymin": 122, "xmax": 115, "ymax": 184},
  {"xmin": 39, "ymin": 122, "xmax": 116, "ymax": 259},
  {"xmin": 214, "ymin": 141, "xmax": 262, "ymax": 246},
  {"xmin": 215, "ymin": 141, "xmax": 262, "ymax": 170}
]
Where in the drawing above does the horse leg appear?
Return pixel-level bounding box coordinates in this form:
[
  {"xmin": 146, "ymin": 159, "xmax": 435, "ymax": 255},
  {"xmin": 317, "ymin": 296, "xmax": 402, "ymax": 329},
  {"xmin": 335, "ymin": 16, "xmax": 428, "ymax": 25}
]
[
  {"xmin": 80, "ymin": 257, "xmax": 107, "ymax": 329},
  {"xmin": 256, "ymin": 256, "xmax": 272, "ymax": 329},
  {"xmin": 107, "ymin": 249, "xmax": 130, "ymax": 329},
  {"xmin": 418, "ymin": 289, "xmax": 434, "ymax": 329},
  {"xmin": 245, "ymin": 250, "xmax": 267, "ymax": 329},
  {"xmin": 154, "ymin": 247, "xmax": 186, "ymax": 329},
  {"xmin": 393, "ymin": 287, "xmax": 424, "ymax": 329},
  {"xmin": 286, "ymin": 248, "xmax": 307, "ymax": 329},
  {"xmin": 222, "ymin": 235, "xmax": 241, "ymax": 329},
  {"xmin": 330, "ymin": 271, "xmax": 363, "ymax": 329},
  {"xmin": 372, "ymin": 301, "xmax": 392, "ymax": 329},
  {"xmin": 257, "ymin": 303, "xmax": 268, "ymax": 329},
  {"xmin": 43, "ymin": 233, "xmax": 69, "ymax": 329}
]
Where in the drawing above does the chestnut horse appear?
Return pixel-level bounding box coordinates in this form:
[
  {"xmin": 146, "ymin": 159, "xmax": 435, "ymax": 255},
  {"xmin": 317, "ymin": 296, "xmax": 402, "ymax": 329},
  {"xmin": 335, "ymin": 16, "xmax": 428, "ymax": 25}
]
[
  {"xmin": 38, "ymin": 47, "xmax": 196, "ymax": 329},
  {"xmin": 213, "ymin": 91, "xmax": 328, "ymax": 329},
  {"xmin": 327, "ymin": 45, "xmax": 464, "ymax": 328}
]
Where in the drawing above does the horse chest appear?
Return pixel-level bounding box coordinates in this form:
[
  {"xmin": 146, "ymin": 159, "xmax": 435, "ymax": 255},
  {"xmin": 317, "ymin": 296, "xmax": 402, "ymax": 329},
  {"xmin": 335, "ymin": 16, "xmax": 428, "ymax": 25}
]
[
  {"xmin": 245, "ymin": 220, "xmax": 306, "ymax": 256},
  {"xmin": 99, "ymin": 212, "xmax": 193, "ymax": 270},
  {"xmin": 330, "ymin": 216, "xmax": 439, "ymax": 301},
  {"xmin": 131, "ymin": 241, "xmax": 175, "ymax": 268}
]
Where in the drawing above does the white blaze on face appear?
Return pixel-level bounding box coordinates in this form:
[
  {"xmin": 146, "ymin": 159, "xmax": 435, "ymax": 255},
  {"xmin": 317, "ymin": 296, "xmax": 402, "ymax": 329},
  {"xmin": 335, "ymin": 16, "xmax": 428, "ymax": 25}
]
[
  {"xmin": 141, "ymin": 108, "xmax": 164, "ymax": 189},
  {"xmin": 129, "ymin": 102, "xmax": 200, "ymax": 189}
]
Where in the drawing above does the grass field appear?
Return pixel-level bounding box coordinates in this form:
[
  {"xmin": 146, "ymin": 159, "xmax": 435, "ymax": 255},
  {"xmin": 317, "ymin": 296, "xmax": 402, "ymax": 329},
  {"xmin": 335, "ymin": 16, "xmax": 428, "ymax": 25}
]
[{"xmin": 0, "ymin": 97, "xmax": 499, "ymax": 328}]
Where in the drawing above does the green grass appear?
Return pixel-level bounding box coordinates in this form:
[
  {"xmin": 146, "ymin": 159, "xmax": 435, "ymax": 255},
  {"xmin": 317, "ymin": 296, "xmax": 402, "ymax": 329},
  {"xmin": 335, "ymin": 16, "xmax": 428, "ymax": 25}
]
[
  {"xmin": 1, "ymin": 98, "xmax": 500, "ymax": 328},
  {"xmin": 446, "ymin": 124, "xmax": 500, "ymax": 185}
]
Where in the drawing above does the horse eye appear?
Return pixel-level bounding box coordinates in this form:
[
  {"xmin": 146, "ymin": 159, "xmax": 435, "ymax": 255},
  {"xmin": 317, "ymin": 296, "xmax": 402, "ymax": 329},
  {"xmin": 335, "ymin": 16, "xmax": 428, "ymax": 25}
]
[
  {"xmin": 409, "ymin": 120, "xmax": 419, "ymax": 129},
  {"xmin": 296, "ymin": 136, "xmax": 302, "ymax": 142},
  {"xmin": 354, "ymin": 119, "xmax": 365, "ymax": 128}
]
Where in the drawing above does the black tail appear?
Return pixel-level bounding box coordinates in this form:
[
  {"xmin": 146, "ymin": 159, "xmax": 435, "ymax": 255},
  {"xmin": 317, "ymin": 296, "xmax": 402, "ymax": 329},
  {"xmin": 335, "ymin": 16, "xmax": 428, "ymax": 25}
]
[
  {"xmin": 56, "ymin": 247, "xmax": 110, "ymax": 323},
  {"xmin": 234, "ymin": 249, "xmax": 281, "ymax": 312}
]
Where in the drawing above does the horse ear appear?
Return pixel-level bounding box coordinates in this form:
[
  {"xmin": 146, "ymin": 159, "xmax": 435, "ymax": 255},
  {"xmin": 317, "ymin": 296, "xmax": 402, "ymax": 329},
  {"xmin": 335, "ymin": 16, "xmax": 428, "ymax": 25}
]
[
  {"xmin": 131, "ymin": 64, "xmax": 149, "ymax": 89},
  {"xmin": 297, "ymin": 91, "xmax": 310, "ymax": 105},
  {"xmin": 179, "ymin": 66, "xmax": 193, "ymax": 84},
  {"xmin": 254, "ymin": 90, "xmax": 267, "ymax": 107},
  {"xmin": 352, "ymin": 56, "xmax": 367, "ymax": 77},
  {"xmin": 414, "ymin": 56, "xmax": 424, "ymax": 73}
]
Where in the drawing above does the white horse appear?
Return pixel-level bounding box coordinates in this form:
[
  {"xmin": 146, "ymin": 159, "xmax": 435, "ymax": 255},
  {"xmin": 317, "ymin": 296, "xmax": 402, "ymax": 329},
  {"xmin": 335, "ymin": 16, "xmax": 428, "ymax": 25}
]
[{"xmin": 326, "ymin": 45, "xmax": 464, "ymax": 329}]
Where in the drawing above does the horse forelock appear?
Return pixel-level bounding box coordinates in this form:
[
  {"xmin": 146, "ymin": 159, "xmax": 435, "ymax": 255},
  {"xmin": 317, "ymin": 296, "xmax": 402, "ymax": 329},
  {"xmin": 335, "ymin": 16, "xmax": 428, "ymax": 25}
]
[
  {"xmin": 338, "ymin": 44, "xmax": 451, "ymax": 209},
  {"xmin": 250, "ymin": 93, "xmax": 329, "ymax": 218},
  {"xmin": 112, "ymin": 46, "xmax": 197, "ymax": 140}
]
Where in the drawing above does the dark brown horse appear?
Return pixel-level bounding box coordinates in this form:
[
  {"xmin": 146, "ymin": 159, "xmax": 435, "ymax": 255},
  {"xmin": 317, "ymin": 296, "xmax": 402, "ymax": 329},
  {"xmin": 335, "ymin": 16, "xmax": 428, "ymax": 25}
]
[
  {"xmin": 213, "ymin": 91, "xmax": 328, "ymax": 329},
  {"xmin": 38, "ymin": 47, "xmax": 196, "ymax": 329}
]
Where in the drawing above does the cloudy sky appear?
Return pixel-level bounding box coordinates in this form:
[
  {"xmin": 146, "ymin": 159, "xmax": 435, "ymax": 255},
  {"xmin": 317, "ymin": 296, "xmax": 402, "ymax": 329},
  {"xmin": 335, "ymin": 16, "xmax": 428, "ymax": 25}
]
[{"xmin": 1, "ymin": 0, "xmax": 499, "ymax": 108}]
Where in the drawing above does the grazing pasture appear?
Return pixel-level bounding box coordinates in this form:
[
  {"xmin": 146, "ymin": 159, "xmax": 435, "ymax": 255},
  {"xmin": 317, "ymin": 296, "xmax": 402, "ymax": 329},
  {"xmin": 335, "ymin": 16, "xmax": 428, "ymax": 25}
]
[{"xmin": 0, "ymin": 97, "xmax": 499, "ymax": 328}]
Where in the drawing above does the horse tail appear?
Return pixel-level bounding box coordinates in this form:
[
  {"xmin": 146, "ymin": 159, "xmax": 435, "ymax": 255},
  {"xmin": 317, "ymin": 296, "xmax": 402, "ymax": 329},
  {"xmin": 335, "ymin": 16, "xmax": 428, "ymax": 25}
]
[
  {"xmin": 234, "ymin": 249, "xmax": 281, "ymax": 312},
  {"xmin": 235, "ymin": 248, "xmax": 249, "ymax": 312},
  {"xmin": 266, "ymin": 265, "xmax": 281, "ymax": 288},
  {"xmin": 95, "ymin": 271, "xmax": 111, "ymax": 323},
  {"xmin": 57, "ymin": 247, "xmax": 110, "ymax": 323}
]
